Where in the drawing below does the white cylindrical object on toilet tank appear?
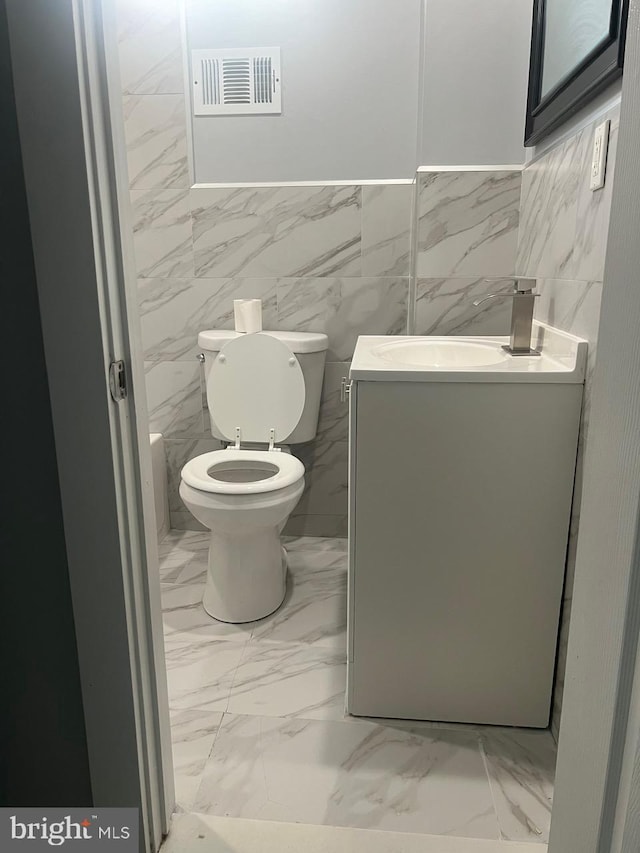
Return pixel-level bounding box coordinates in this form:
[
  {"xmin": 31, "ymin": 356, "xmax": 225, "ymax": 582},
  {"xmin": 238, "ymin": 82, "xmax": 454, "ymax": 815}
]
[{"xmin": 233, "ymin": 298, "xmax": 262, "ymax": 333}]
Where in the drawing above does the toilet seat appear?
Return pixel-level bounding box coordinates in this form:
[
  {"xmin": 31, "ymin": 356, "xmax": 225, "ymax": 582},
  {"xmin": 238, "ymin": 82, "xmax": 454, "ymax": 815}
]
[
  {"xmin": 181, "ymin": 448, "xmax": 304, "ymax": 495},
  {"xmin": 208, "ymin": 333, "xmax": 306, "ymax": 445}
]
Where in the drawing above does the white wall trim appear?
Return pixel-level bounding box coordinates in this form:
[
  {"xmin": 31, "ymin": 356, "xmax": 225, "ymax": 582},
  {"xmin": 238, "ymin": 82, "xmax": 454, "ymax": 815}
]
[
  {"xmin": 416, "ymin": 164, "xmax": 524, "ymax": 173},
  {"xmin": 191, "ymin": 179, "xmax": 415, "ymax": 189}
]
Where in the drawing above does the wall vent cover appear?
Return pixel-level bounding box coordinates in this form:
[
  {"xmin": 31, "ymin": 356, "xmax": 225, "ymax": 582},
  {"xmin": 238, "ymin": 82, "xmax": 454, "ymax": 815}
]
[{"xmin": 192, "ymin": 48, "xmax": 282, "ymax": 115}]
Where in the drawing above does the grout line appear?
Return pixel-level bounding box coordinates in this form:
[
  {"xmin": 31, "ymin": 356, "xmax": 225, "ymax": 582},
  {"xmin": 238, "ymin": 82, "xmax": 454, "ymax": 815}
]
[
  {"xmin": 478, "ymin": 735, "xmax": 505, "ymax": 842},
  {"xmin": 187, "ymin": 711, "xmax": 225, "ymax": 812}
]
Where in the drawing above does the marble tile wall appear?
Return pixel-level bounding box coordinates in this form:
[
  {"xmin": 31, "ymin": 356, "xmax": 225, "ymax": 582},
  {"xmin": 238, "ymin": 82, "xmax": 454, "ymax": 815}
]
[
  {"xmin": 116, "ymin": 1, "xmax": 528, "ymax": 536},
  {"xmin": 116, "ymin": 0, "xmax": 413, "ymax": 535},
  {"xmin": 158, "ymin": 186, "xmax": 412, "ymax": 534},
  {"xmin": 414, "ymin": 169, "xmax": 522, "ymax": 335},
  {"xmin": 133, "ymin": 168, "xmax": 525, "ymax": 534},
  {"xmin": 516, "ymin": 104, "xmax": 621, "ymax": 739}
]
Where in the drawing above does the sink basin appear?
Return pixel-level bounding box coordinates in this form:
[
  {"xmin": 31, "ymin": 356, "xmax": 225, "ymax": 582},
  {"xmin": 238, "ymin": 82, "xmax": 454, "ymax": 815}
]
[
  {"xmin": 350, "ymin": 327, "xmax": 588, "ymax": 384},
  {"xmin": 373, "ymin": 338, "xmax": 509, "ymax": 368}
]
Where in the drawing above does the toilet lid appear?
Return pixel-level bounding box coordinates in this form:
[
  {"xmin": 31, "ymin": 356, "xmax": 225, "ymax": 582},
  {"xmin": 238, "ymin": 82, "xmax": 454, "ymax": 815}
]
[{"xmin": 207, "ymin": 333, "xmax": 306, "ymax": 444}]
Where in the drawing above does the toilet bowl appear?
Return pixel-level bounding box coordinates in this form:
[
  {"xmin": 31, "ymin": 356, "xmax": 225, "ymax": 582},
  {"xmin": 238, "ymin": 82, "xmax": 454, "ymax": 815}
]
[
  {"xmin": 180, "ymin": 448, "xmax": 305, "ymax": 622},
  {"xmin": 179, "ymin": 329, "xmax": 328, "ymax": 623}
]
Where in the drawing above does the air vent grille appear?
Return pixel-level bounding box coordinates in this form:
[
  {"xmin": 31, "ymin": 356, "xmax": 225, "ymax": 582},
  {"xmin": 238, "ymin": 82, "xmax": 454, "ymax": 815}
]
[{"xmin": 192, "ymin": 48, "xmax": 281, "ymax": 115}]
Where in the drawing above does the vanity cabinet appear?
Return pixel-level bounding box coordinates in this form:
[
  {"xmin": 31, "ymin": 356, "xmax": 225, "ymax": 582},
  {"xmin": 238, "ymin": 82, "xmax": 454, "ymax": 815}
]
[{"xmin": 346, "ymin": 336, "xmax": 585, "ymax": 727}]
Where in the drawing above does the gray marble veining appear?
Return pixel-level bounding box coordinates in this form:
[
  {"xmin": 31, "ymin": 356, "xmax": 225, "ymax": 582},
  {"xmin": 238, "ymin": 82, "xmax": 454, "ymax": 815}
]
[
  {"xmin": 276, "ymin": 277, "xmax": 408, "ymax": 361},
  {"xmin": 138, "ymin": 277, "xmax": 278, "ymax": 361},
  {"xmin": 158, "ymin": 532, "xmax": 555, "ymax": 838},
  {"xmin": 144, "ymin": 360, "xmax": 204, "ymax": 438},
  {"xmin": 164, "ymin": 638, "xmax": 247, "ymax": 712},
  {"xmin": 226, "ymin": 642, "xmax": 347, "ymax": 720},
  {"xmin": 292, "ymin": 439, "xmax": 349, "ymax": 518},
  {"xmin": 164, "ymin": 438, "xmax": 223, "ymax": 527},
  {"xmin": 417, "ymin": 170, "xmax": 521, "ymax": 277},
  {"xmin": 130, "ymin": 188, "xmax": 194, "ymax": 278},
  {"xmin": 361, "ymin": 184, "xmax": 413, "ymax": 277},
  {"xmin": 282, "ymin": 535, "xmax": 348, "ymax": 553},
  {"xmin": 251, "ymin": 550, "xmax": 347, "ymax": 649},
  {"xmin": 158, "ymin": 529, "xmax": 209, "ymax": 583},
  {"xmin": 116, "ymin": 0, "xmax": 184, "ymax": 95},
  {"xmin": 170, "ymin": 709, "xmax": 223, "ymax": 812},
  {"xmin": 572, "ymin": 110, "xmax": 620, "ymax": 282},
  {"xmin": 414, "ymin": 278, "xmax": 513, "ymax": 336},
  {"xmin": 535, "ymin": 280, "xmax": 602, "ymax": 349},
  {"xmin": 191, "ymin": 186, "xmax": 362, "ymax": 278},
  {"xmin": 123, "ymin": 94, "xmax": 189, "ymax": 190},
  {"xmin": 516, "ymin": 130, "xmax": 590, "ymax": 280},
  {"xmin": 193, "ymin": 713, "xmax": 500, "ymax": 837},
  {"xmin": 481, "ymin": 729, "xmax": 555, "ymax": 842},
  {"xmin": 517, "ymin": 105, "xmax": 620, "ymax": 285},
  {"xmin": 162, "ymin": 583, "xmax": 255, "ymax": 643}
]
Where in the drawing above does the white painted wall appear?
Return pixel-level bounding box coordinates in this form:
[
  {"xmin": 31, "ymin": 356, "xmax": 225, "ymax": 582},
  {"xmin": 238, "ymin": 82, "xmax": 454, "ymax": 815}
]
[
  {"xmin": 186, "ymin": 0, "xmax": 422, "ymax": 182},
  {"xmin": 419, "ymin": 0, "xmax": 533, "ymax": 166},
  {"xmin": 186, "ymin": 0, "xmax": 536, "ymax": 180}
]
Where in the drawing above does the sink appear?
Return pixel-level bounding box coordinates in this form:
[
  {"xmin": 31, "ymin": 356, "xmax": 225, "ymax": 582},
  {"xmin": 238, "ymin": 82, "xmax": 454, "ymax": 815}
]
[
  {"xmin": 350, "ymin": 326, "xmax": 588, "ymax": 384},
  {"xmin": 373, "ymin": 338, "xmax": 509, "ymax": 368}
]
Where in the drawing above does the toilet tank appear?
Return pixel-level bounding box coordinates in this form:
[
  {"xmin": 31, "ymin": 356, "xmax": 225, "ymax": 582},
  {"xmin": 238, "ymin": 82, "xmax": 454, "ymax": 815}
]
[{"xmin": 198, "ymin": 330, "xmax": 328, "ymax": 444}]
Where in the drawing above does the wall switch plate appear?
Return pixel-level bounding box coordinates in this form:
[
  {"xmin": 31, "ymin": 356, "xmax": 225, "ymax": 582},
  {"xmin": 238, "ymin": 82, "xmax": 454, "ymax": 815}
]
[{"xmin": 590, "ymin": 119, "xmax": 610, "ymax": 191}]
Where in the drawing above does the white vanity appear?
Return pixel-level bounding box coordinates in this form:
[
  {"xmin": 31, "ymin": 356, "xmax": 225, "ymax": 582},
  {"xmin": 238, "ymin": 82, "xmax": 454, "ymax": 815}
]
[{"xmin": 346, "ymin": 324, "xmax": 587, "ymax": 728}]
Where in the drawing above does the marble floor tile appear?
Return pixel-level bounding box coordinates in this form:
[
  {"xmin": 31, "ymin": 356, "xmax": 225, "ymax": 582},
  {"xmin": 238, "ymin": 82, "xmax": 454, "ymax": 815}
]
[
  {"xmin": 158, "ymin": 530, "xmax": 209, "ymax": 584},
  {"xmin": 282, "ymin": 535, "xmax": 348, "ymax": 553},
  {"xmin": 164, "ymin": 638, "xmax": 247, "ymax": 713},
  {"xmin": 251, "ymin": 550, "xmax": 347, "ymax": 649},
  {"xmin": 170, "ymin": 709, "xmax": 223, "ymax": 812},
  {"xmin": 162, "ymin": 583, "xmax": 255, "ymax": 644},
  {"xmin": 481, "ymin": 730, "xmax": 555, "ymax": 842},
  {"xmin": 193, "ymin": 714, "xmax": 500, "ymax": 838},
  {"xmin": 163, "ymin": 813, "xmax": 546, "ymax": 853},
  {"xmin": 159, "ymin": 553, "xmax": 207, "ymax": 586},
  {"xmin": 283, "ymin": 514, "xmax": 349, "ymax": 538},
  {"xmin": 226, "ymin": 642, "xmax": 347, "ymax": 720}
]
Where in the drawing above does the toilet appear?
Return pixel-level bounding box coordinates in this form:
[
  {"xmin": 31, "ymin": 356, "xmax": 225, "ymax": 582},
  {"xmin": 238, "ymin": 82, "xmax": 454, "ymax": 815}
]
[{"xmin": 179, "ymin": 329, "xmax": 328, "ymax": 623}]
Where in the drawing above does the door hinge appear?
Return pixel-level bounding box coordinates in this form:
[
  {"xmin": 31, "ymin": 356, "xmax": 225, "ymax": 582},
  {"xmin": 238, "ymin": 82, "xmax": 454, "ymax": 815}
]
[{"xmin": 109, "ymin": 360, "xmax": 127, "ymax": 401}]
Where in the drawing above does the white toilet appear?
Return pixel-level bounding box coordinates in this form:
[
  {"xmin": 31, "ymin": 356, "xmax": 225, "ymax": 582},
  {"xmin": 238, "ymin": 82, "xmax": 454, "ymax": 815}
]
[{"xmin": 179, "ymin": 329, "xmax": 328, "ymax": 623}]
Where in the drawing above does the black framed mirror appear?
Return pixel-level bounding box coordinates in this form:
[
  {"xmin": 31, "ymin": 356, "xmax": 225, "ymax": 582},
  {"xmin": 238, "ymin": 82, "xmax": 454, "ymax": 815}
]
[{"xmin": 525, "ymin": 0, "xmax": 629, "ymax": 146}]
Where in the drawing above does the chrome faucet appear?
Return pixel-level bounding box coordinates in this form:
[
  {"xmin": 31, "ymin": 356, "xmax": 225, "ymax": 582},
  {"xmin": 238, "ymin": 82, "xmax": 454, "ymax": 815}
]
[{"xmin": 473, "ymin": 277, "xmax": 540, "ymax": 356}]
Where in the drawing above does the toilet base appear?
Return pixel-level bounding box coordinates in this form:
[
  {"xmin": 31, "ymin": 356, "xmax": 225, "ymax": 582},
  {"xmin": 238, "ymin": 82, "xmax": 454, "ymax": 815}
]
[{"xmin": 202, "ymin": 528, "xmax": 288, "ymax": 623}]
